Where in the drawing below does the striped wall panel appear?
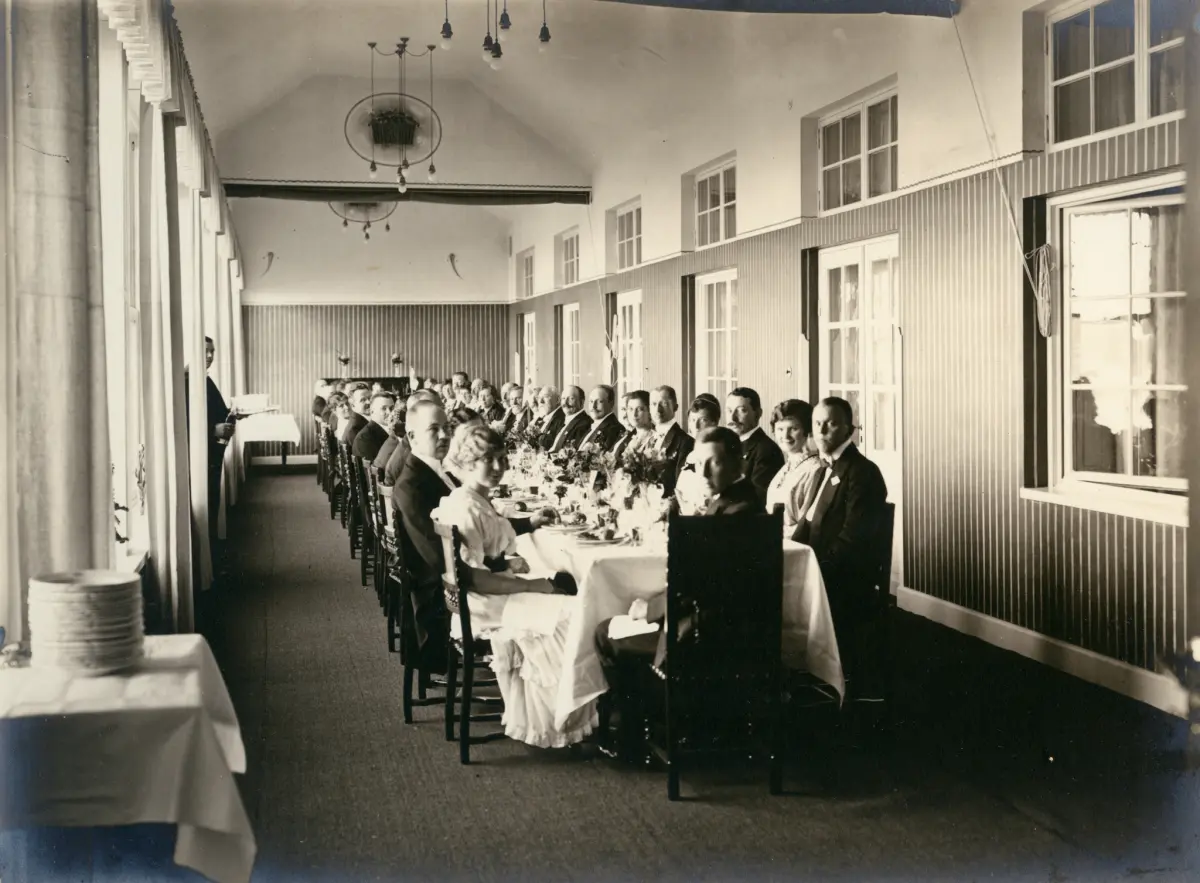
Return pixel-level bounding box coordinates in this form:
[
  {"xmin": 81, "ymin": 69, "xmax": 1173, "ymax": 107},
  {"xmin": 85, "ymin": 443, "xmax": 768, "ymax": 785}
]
[
  {"xmin": 244, "ymin": 303, "xmax": 510, "ymax": 457},
  {"xmin": 508, "ymin": 119, "xmax": 1187, "ymax": 673}
]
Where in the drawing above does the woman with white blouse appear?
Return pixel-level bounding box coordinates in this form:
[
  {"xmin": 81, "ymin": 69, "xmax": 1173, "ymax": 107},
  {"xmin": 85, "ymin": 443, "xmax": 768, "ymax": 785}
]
[
  {"xmin": 431, "ymin": 425, "xmax": 596, "ymax": 749},
  {"xmin": 765, "ymin": 399, "xmax": 822, "ymax": 539}
]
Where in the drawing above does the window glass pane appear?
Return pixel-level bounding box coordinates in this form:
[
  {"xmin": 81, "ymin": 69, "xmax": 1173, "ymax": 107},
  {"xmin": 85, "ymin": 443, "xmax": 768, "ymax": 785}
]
[
  {"xmin": 730, "ymin": 327, "xmax": 738, "ymax": 380},
  {"xmin": 1072, "ymin": 389, "xmax": 1127, "ymax": 474},
  {"xmin": 823, "ymin": 167, "xmax": 842, "ymax": 210},
  {"xmin": 842, "ymin": 158, "xmax": 862, "ymax": 206},
  {"xmin": 1133, "ymin": 390, "xmax": 1186, "ymax": 478},
  {"xmin": 729, "ymin": 278, "xmax": 738, "ymax": 330},
  {"xmin": 1053, "ymin": 10, "xmax": 1092, "ymax": 80},
  {"xmin": 724, "ymin": 204, "xmax": 737, "ymax": 239},
  {"xmin": 844, "ymin": 327, "xmax": 860, "ymax": 384},
  {"xmin": 1094, "ymin": 61, "xmax": 1135, "ymax": 132},
  {"xmin": 708, "ymin": 175, "xmax": 722, "ymax": 210},
  {"xmin": 872, "ymin": 392, "xmax": 895, "ymax": 452},
  {"xmin": 829, "ymin": 329, "xmax": 843, "ymax": 384},
  {"xmin": 1150, "ymin": 44, "xmax": 1185, "ymax": 116},
  {"xmin": 635, "ymin": 207, "xmax": 641, "ymax": 235},
  {"xmin": 1132, "ymin": 296, "xmax": 1185, "ymax": 385},
  {"xmin": 842, "ymin": 263, "xmax": 860, "ymax": 321},
  {"xmin": 868, "ymin": 149, "xmax": 894, "ymax": 198},
  {"xmin": 1070, "ymin": 210, "xmax": 1130, "ymax": 297},
  {"xmin": 867, "ymin": 98, "xmax": 893, "ymax": 150},
  {"xmin": 723, "ymin": 167, "xmax": 736, "ymax": 205},
  {"xmin": 871, "ymin": 325, "xmax": 893, "ymax": 385},
  {"xmin": 1070, "ymin": 298, "xmax": 1130, "ymax": 384},
  {"xmin": 1150, "ymin": 0, "xmax": 1188, "ymax": 44},
  {"xmin": 709, "ymin": 210, "xmax": 721, "ymax": 244},
  {"xmin": 1054, "ymin": 77, "xmax": 1093, "ymax": 141},
  {"xmin": 845, "ymin": 390, "xmax": 862, "ymax": 441},
  {"xmin": 822, "ymin": 122, "xmax": 841, "ymax": 165},
  {"xmin": 697, "ymin": 177, "xmax": 709, "ymax": 214},
  {"xmin": 870, "ymin": 258, "xmax": 892, "ymax": 320},
  {"xmin": 890, "ymin": 95, "xmax": 899, "ymax": 141},
  {"xmin": 1131, "ymin": 203, "xmax": 1183, "ymax": 293},
  {"xmin": 842, "ymin": 112, "xmax": 862, "ymax": 158},
  {"xmin": 713, "ymin": 332, "xmax": 726, "ymax": 382},
  {"xmin": 1093, "ymin": 0, "xmax": 1135, "ymax": 65},
  {"xmin": 828, "ymin": 267, "xmax": 842, "ymax": 322},
  {"xmin": 698, "ymin": 212, "xmax": 710, "ymax": 248},
  {"xmin": 714, "ymin": 283, "xmax": 726, "ymax": 330},
  {"xmin": 636, "ymin": 237, "xmax": 641, "ymax": 265}
]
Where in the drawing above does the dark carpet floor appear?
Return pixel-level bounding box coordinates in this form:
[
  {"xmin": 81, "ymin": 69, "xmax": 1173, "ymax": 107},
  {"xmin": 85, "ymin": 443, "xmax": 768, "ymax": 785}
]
[{"xmin": 202, "ymin": 471, "xmax": 1200, "ymax": 883}]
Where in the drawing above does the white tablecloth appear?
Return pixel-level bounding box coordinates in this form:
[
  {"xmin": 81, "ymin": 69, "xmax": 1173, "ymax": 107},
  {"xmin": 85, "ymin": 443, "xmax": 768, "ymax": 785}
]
[
  {"xmin": 234, "ymin": 412, "xmax": 302, "ymax": 484},
  {"xmin": 514, "ymin": 532, "xmax": 844, "ymax": 731},
  {"xmin": 0, "ymin": 635, "xmax": 255, "ymax": 883}
]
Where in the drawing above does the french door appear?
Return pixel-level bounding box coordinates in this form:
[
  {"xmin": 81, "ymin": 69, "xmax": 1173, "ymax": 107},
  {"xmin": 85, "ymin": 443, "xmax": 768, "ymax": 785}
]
[
  {"xmin": 615, "ymin": 290, "xmax": 643, "ymax": 396},
  {"xmin": 521, "ymin": 312, "xmax": 537, "ymax": 386},
  {"xmin": 818, "ymin": 235, "xmax": 903, "ymax": 590},
  {"xmin": 695, "ymin": 269, "xmax": 738, "ymax": 403},
  {"xmin": 560, "ymin": 303, "xmax": 580, "ymax": 388}
]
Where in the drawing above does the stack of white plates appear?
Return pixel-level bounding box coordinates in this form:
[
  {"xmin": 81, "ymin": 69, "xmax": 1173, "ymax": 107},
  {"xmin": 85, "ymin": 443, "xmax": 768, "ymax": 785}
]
[{"xmin": 28, "ymin": 570, "xmax": 144, "ymax": 676}]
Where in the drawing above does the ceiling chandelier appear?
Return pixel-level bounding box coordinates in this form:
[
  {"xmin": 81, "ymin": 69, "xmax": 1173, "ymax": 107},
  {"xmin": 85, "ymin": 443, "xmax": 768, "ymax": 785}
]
[
  {"xmin": 344, "ymin": 37, "xmax": 443, "ymax": 191},
  {"xmin": 330, "ymin": 201, "xmax": 398, "ymax": 241},
  {"xmin": 438, "ymin": 0, "xmax": 553, "ymax": 65}
]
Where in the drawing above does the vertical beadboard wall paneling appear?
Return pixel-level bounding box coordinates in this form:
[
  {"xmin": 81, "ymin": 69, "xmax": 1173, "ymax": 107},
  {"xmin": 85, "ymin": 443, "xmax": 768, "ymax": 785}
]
[
  {"xmin": 245, "ymin": 303, "xmax": 509, "ymax": 457},
  {"xmin": 680, "ymin": 275, "xmax": 696, "ymax": 410},
  {"xmin": 505, "ymin": 119, "xmax": 1186, "ymax": 673}
]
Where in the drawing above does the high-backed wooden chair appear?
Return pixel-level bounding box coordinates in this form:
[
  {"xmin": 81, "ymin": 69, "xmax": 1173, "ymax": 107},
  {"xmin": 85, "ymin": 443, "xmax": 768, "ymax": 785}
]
[
  {"xmin": 351, "ymin": 455, "xmax": 375, "ymax": 586},
  {"xmin": 434, "ymin": 521, "xmax": 505, "ymax": 764},
  {"xmin": 314, "ymin": 416, "xmax": 325, "ymax": 487},
  {"xmin": 646, "ymin": 509, "xmax": 785, "ymax": 801}
]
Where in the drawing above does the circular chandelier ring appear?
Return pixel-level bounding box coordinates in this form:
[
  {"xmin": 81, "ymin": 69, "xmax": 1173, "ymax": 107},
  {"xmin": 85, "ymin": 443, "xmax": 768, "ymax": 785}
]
[
  {"xmin": 344, "ymin": 92, "xmax": 443, "ymax": 169},
  {"xmin": 327, "ymin": 201, "xmax": 399, "ymax": 224}
]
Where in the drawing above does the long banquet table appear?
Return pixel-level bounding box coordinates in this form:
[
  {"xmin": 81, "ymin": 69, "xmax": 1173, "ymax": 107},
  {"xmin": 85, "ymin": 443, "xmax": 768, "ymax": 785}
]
[
  {"xmin": 514, "ymin": 530, "xmax": 844, "ymax": 731},
  {"xmin": 0, "ymin": 635, "xmax": 255, "ymax": 883}
]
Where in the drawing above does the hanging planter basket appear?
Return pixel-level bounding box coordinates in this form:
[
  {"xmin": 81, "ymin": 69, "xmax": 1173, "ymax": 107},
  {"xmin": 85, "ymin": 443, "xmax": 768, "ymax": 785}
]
[{"xmin": 368, "ymin": 107, "xmax": 418, "ymax": 148}]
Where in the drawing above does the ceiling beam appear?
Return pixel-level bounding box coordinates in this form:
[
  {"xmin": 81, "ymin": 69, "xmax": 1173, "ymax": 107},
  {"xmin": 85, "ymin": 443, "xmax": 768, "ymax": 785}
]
[
  {"xmin": 222, "ymin": 180, "xmax": 591, "ymax": 207},
  {"xmin": 593, "ymin": 0, "xmax": 959, "ymax": 15}
]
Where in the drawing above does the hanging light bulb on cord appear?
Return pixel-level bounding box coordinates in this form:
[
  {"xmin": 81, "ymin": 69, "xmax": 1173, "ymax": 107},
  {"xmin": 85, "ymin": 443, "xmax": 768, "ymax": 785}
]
[
  {"xmin": 440, "ymin": 0, "xmax": 453, "ymax": 50},
  {"xmin": 427, "ymin": 162, "xmax": 438, "ymax": 185},
  {"xmin": 498, "ymin": 0, "xmax": 511, "ymax": 42},
  {"xmin": 342, "ymin": 218, "xmax": 349, "ymax": 231},
  {"xmin": 369, "ymin": 160, "xmax": 378, "ymax": 180},
  {"xmin": 482, "ymin": 0, "xmax": 494, "ymax": 61},
  {"xmin": 538, "ymin": 0, "xmax": 551, "ymax": 52},
  {"xmin": 398, "ymin": 174, "xmax": 408, "ymax": 195},
  {"xmin": 490, "ymin": 42, "xmax": 504, "ymax": 71}
]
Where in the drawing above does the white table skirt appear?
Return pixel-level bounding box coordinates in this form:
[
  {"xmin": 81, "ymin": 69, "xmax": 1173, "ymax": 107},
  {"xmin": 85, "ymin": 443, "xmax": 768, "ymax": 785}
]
[
  {"xmin": 234, "ymin": 413, "xmax": 302, "ymax": 484},
  {"xmin": 514, "ymin": 532, "xmax": 844, "ymax": 731},
  {"xmin": 0, "ymin": 635, "xmax": 255, "ymax": 883}
]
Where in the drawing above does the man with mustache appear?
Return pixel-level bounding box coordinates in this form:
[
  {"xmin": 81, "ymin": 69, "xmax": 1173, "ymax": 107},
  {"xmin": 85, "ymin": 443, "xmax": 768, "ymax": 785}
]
[
  {"xmin": 548, "ymin": 385, "xmax": 592, "ymax": 453},
  {"xmin": 724, "ymin": 386, "xmax": 784, "ymax": 506}
]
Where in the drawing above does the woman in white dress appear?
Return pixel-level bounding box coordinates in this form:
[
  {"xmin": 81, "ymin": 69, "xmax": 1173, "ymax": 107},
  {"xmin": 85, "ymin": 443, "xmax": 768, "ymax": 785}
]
[
  {"xmin": 765, "ymin": 399, "xmax": 823, "ymax": 538},
  {"xmin": 431, "ymin": 424, "xmax": 597, "ymax": 749}
]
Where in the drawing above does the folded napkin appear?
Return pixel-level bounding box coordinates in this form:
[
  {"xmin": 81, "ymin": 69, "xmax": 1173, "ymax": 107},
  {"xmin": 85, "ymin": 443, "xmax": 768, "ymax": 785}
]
[{"xmin": 608, "ymin": 615, "xmax": 660, "ymax": 642}]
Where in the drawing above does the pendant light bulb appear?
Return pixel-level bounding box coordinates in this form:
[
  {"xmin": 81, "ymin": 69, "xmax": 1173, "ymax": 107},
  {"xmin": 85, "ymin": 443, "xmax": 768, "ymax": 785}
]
[
  {"xmin": 368, "ymin": 160, "xmax": 378, "ymax": 179},
  {"xmin": 385, "ymin": 222, "xmax": 391, "ymax": 232},
  {"xmin": 490, "ymin": 43, "xmax": 503, "ymax": 71},
  {"xmin": 342, "ymin": 218, "xmax": 349, "ymax": 231},
  {"xmin": 427, "ymin": 163, "xmax": 438, "ymax": 185},
  {"xmin": 398, "ymin": 175, "xmax": 408, "ymax": 195},
  {"xmin": 538, "ymin": 23, "xmax": 551, "ymax": 51},
  {"xmin": 482, "ymin": 33, "xmax": 493, "ymax": 61},
  {"xmin": 499, "ymin": 4, "xmax": 511, "ymax": 41}
]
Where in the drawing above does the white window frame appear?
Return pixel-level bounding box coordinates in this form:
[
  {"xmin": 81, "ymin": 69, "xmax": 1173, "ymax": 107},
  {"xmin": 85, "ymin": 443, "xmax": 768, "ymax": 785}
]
[
  {"xmin": 695, "ymin": 160, "xmax": 736, "ymax": 248},
  {"xmin": 1047, "ymin": 171, "xmax": 1187, "ymax": 505},
  {"xmin": 518, "ymin": 249, "xmax": 535, "ymax": 300},
  {"xmin": 561, "ymin": 230, "xmax": 580, "ymax": 287},
  {"xmin": 561, "ymin": 303, "xmax": 580, "ymax": 388},
  {"xmin": 616, "ymin": 202, "xmax": 642, "ymax": 270},
  {"xmin": 695, "ymin": 268, "xmax": 738, "ymax": 403},
  {"xmin": 1046, "ymin": 0, "xmax": 1187, "ymax": 149},
  {"xmin": 614, "ymin": 289, "xmax": 643, "ymax": 396},
  {"xmin": 818, "ymin": 88, "xmax": 898, "ymax": 214},
  {"xmin": 522, "ymin": 312, "xmax": 537, "ymax": 386}
]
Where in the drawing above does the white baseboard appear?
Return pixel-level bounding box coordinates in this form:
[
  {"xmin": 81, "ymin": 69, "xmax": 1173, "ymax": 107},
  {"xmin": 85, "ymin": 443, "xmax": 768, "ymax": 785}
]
[
  {"xmin": 250, "ymin": 454, "xmax": 317, "ymax": 466},
  {"xmin": 897, "ymin": 587, "xmax": 1189, "ymax": 720}
]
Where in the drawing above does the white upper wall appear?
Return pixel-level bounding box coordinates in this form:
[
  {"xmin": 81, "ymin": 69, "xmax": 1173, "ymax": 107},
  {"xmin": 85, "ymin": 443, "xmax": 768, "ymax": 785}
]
[{"xmin": 507, "ymin": 0, "xmax": 1029, "ymax": 298}]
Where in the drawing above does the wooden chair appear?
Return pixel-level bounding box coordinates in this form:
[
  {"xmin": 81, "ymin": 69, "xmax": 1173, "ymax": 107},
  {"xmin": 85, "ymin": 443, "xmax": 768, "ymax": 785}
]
[
  {"xmin": 434, "ymin": 521, "xmax": 505, "ymax": 764},
  {"xmin": 321, "ymin": 425, "xmax": 339, "ymax": 516},
  {"xmin": 646, "ymin": 509, "xmax": 785, "ymax": 801},
  {"xmin": 846, "ymin": 501, "xmax": 897, "ymax": 733},
  {"xmin": 314, "ymin": 416, "xmax": 325, "ymax": 487},
  {"xmin": 367, "ymin": 468, "xmax": 388, "ymax": 608},
  {"xmin": 351, "ymin": 456, "xmax": 375, "ymax": 587}
]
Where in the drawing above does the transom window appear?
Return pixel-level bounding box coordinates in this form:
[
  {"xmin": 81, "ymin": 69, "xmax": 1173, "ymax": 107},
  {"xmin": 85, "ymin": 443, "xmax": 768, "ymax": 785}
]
[
  {"xmin": 696, "ymin": 163, "xmax": 736, "ymax": 247},
  {"xmin": 819, "ymin": 92, "xmax": 898, "ymax": 212},
  {"xmin": 1048, "ymin": 0, "xmax": 1187, "ymax": 145},
  {"xmin": 617, "ymin": 204, "xmax": 642, "ymax": 270},
  {"xmin": 561, "ymin": 231, "xmax": 580, "ymax": 287},
  {"xmin": 1059, "ymin": 179, "xmax": 1186, "ymax": 492}
]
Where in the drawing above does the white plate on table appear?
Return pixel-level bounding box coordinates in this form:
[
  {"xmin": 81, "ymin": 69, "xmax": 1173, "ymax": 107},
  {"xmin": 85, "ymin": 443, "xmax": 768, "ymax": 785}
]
[
  {"xmin": 573, "ymin": 534, "xmax": 624, "ymax": 546},
  {"xmin": 541, "ymin": 523, "xmax": 587, "ymax": 534}
]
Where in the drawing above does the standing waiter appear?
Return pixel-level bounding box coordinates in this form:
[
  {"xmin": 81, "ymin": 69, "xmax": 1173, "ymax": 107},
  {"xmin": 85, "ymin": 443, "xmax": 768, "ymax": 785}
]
[{"xmin": 204, "ymin": 336, "xmax": 236, "ymax": 572}]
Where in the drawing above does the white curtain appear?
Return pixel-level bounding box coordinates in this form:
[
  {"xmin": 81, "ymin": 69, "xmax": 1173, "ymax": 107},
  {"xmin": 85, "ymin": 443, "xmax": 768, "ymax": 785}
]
[{"xmin": 1, "ymin": 0, "xmax": 18, "ymax": 643}]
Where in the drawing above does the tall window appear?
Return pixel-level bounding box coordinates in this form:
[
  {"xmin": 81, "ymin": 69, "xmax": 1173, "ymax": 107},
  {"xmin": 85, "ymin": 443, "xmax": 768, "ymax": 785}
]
[
  {"xmin": 517, "ymin": 249, "xmax": 535, "ymax": 299},
  {"xmin": 696, "ymin": 162, "xmax": 736, "ymax": 247},
  {"xmin": 615, "ymin": 290, "xmax": 643, "ymax": 395},
  {"xmin": 695, "ymin": 269, "xmax": 738, "ymax": 403},
  {"xmin": 1059, "ymin": 179, "xmax": 1185, "ymax": 491},
  {"xmin": 617, "ymin": 204, "xmax": 642, "ymax": 270},
  {"xmin": 820, "ymin": 91, "xmax": 898, "ymax": 212},
  {"xmin": 1048, "ymin": 0, "xmax": 1187, "ymax": 145},
  {"xmin": 561, "ymin": 231, "xmax": 580, "ymax": 287},
  {"xmin": 560, "ymin": 303, "xmax": 580, "ymax": 388},
  {"xmin": 521, "ymin": 312, "xmax": 537, "ymax": 386}
]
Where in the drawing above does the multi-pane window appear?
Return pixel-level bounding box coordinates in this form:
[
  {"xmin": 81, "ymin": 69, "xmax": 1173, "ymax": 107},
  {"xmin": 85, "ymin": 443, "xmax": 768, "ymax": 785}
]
[
  {"xmin": 561, "ymin": 303, "xmax": 580, "ymax": 388},
  {"xmin": 696, "ymin": 270, "xmax": 738, "ymax": 403},
  {"xmin": 1049, "ymin": 0, "xmax": 1187, "ymax": 145},
  {"xmin": 562, "ymin": 232, "xmax": 579, "ymax": 286},
  {"xmin": 617, "ymin": 205, "xmax": 642, "ymax": 270},
  {"xmin": 820, "ymin": 92, "xmax": 898, "ymax": 212},
  {"xmin": 522, "ymin": 312, "xmax": 537, "ymax": 386},
  {"xmin": 518, "ymin": 250, "xmax": 535, "ymax": 299},
  {"xmin": 1061, "ymin": 184, "xmax": 1186, "ymax": 491},
  {"xmin": 696, "ymin": 163, "xmax": 736, "ymax": 247},
  {"xmin": 615, "ymin": 290, "xmax": 643, "ymax": 396}
]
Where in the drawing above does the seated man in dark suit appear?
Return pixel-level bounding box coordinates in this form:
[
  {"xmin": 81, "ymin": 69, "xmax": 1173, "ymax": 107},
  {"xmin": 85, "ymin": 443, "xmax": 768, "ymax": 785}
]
[
  {"xmin": 791, "ymin": 396, "xmax": 888, "ymax": 695},
  {"xmin": 351, "ymin": 390, "xmax": 395, "ymax": 462},
  {"xmin": 373, "ymin": 406, "xmax": 405, "ymax": 473},
  {"xmin": 576, "ymin": 385, "xmax": 625, "ymax": 452},
  {"xmin": 343, "ymin": 382, "xmax": 371, "ymax": 446},
  {"xmin": 547, "ymin": 385, "xmax": 592, "ymax": 453},
  {"xmin": 533, "ymin": 386, "xmax": 565, "ymax": 450},
  {"xmin": 647, "ymin": 386, "xmax": 694, "ymax": 496},
  {"xmin": 594, "ymin": 426, "xmax": 758, "ymax": 758},
  {"xmin": 384, "ymin": 391, "xmax": 439, "ymax": 487},
  {"xmin": 725, "ymin": 386, "xmax": 785, "ymax": 506}
]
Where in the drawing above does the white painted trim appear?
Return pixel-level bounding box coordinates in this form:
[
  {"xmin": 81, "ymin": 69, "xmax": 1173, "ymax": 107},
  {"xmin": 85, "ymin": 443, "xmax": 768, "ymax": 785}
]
[
  {"xmin": 251, "ymin": 454, "xmax": 317, "ymax": 466},
  {"xmin": 897, "ymin": 586, "xmax": 1189, "ymax": 719},
  {"xmin": 241, "ymin": 292, "xmax": 510, "ymax": 306},
  {"xmin": 1020, "ymin": 484, "xmax": 1188, "ymax": 527}
]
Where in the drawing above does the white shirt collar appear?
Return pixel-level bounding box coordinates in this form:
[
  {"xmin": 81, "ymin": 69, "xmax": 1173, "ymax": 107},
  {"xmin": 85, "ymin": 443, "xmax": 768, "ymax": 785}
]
[
  {"xmin": 414, "ymin": 452, "xmax": 452, "ymax": 482},
  {"xmin": 739, "ymin": 426, "xmax": 760, "ymax": 442},
  {"xmin": 820, "ymin": 437, "xmax": 853, "ymax": 465},
  {"xmin": 655, "ymin": 421, "xmax": 675, "ymax": 438}
]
